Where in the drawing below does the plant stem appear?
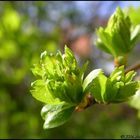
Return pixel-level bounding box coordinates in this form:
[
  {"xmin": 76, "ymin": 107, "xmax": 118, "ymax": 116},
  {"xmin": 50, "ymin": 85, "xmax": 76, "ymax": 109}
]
[
  {"xmin": 75, "ymin": 93, "xmax": 97, "ymax": 112},
  {"xmin": 125, "ymin": 60, "xmax": 140, "ymax": 73}
]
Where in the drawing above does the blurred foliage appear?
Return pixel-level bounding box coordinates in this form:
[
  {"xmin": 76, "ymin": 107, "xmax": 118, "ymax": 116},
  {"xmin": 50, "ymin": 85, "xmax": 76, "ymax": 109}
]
[
  {"xmin": 124, "ymin": 6, "xmax": 140, "ymax": 120},
  {"xmin": 125, "ymin": 6, "xmax": 140, "ymax": 26},
  {"xmin": 130, "ymin": 90, "xmax": 140, "ymax": 118},
  {"xmin": 0, "ymin": 1, "xmax": 59, "ymax": 138},
  {"xmin": 0, "ymin": 1, "xmax": 140, "ymax": 139}
]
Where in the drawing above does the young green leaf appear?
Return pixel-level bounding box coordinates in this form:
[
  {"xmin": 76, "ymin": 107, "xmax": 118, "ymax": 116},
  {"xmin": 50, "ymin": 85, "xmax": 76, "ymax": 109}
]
[
  {"xmin": 115, "ymin": 81, "xmax": 139, "ymax": 102},
  {"xmin": 96, "ymin": 27, "xmax": 117, "ymax": 57},
  {"xmin": 83, "ymin": 69, "xmax": 102, "ymax": 91},
  {"xmin": 85, "ymin": 73, "xmax": 108, "ymax": 103},
  {"xmin": 110, "ymin": 65, "xmax": 125, "ymax": 83},
  {"xmin": 98, "ymin": 74, "xmax": 108, "ymax": 103},
  {"xmin": 31, "ymin": 80, "xmax": 62, "ymax": 104},
  {"xmin": 85, "ymin": 66, "xmax": 139, "ymax": 104},
  {"xmin": 95, "ymin": 38, "xmax": 111, "ymax": 54},
  {"xmin": 125, "ymin": 70, "xmax": 136, "ymax": 83},
  {"xmin": 86, "ymin": 76, "xmax": 103, "ymax": 103},
  {"xmin": 41, "ymin": 103, "xmax": 75, "ymax": 129},
  {"xmin": 79, "ymin": 61, "xmax": 89, "ymax": 82},
  {"xmin": 31, "ymin": 63, "xmax": 44, "ymax": 78},
  {"xmin": 31, "ymin": 46, "xmax": 88, "ymax": 105},
  {"xmin": 63, "ymin": 45, "xmax": 77, "ymax": 71},
  {"xmin": 95, "ymin": 6, "xmax": 140, "ymax": 62},
  {"xmin": 103, "ymin": 78, "xmax": 118, "ymax": 103}
]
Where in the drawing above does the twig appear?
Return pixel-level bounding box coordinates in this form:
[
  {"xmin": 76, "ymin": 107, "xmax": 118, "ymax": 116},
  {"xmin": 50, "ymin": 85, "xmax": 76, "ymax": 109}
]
[
  {"xmin": 125, "ymin": 60, "xmax": 140, "ymax": 73},
  {"xmin": 75, "ymin": 93, "xmax": 97, "ymax": 112}
]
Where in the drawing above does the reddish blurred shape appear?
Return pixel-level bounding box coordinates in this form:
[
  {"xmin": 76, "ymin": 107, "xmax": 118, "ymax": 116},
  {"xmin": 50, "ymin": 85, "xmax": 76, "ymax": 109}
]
[{"xmin": 61, "ymin": 25, "xmax": 92, "ymax": 58}]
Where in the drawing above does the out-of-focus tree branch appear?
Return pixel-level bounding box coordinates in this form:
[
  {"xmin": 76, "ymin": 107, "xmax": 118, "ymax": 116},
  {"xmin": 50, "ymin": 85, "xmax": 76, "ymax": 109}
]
[{"xmin": 125, "ymin": 60, "xmax": 140, "ymax": 73}]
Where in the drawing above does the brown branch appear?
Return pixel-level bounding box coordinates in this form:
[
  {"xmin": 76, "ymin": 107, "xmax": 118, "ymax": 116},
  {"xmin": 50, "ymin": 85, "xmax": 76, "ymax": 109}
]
[
  {"xmin": 75, "ymin": 93, "xmax": 97, "ymax": 112},
  {"xmin": 125, "ymin": 60, "xmax": 140, "ymax": 73}
]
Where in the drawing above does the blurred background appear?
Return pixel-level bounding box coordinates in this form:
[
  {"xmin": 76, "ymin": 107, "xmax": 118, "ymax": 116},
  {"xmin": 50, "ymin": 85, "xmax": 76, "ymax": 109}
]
[{"xmin": 0, "ymin": 1, "xmax": 140, "ymax": 139}]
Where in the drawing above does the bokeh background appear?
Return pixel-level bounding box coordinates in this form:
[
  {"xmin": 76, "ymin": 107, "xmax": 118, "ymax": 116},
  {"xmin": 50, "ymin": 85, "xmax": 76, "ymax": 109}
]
[{"xmin": 0, "ymin": 1, "xmax": 140, "ymax": 139}]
